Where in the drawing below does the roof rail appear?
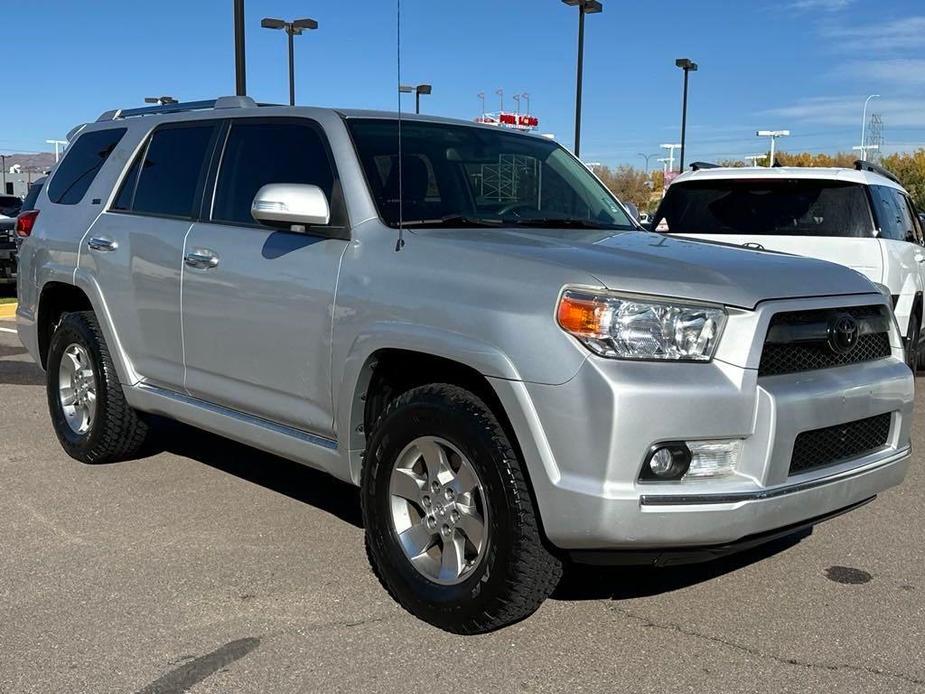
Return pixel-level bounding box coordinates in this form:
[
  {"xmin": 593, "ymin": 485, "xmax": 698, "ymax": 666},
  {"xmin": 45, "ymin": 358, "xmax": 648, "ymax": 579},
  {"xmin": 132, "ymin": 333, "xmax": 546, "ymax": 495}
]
[
  {"xmin": 855, "ymin": 159, "xmax": 901, "ymax": 185},
  {"xmin": 96, "ymin": 95, "xmax": 258, "ymax": 122},
  {"xmin": 689, "ymin": 161, "xmax": 721, "ymax": 171}
]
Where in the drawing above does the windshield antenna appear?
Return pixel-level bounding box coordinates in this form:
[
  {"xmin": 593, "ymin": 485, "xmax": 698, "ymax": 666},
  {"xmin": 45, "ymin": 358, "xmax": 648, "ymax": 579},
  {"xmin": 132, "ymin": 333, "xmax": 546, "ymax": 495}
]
[{"xmin": 395, "ymin": 0, "xmax": 405, "ymax": 252}]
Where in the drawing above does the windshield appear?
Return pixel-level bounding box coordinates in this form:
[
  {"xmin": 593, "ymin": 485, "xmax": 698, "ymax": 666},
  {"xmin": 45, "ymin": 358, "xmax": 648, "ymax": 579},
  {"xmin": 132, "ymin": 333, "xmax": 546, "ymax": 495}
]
[
  {"xmin": 346, "ymin": 118, "xmax": 635, "ymax": 230},
  {"xmin": 655, "ymin": 179, "xmax": 875, "ymax": 237}
]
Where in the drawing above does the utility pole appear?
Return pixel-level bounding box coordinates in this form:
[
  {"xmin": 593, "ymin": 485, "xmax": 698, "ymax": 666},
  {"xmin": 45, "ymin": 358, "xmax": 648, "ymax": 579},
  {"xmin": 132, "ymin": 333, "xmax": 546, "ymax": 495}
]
[
  {"xmin": 756, "ymin": 130, "xmax": 789, "ymax": 167},
  {"xmin": 0, "ymin": 154, "xmax": 6, "ymax": 194},
  {"xmin": 234, "ymin": 0, "xmax": 247, "ymax": 96}
]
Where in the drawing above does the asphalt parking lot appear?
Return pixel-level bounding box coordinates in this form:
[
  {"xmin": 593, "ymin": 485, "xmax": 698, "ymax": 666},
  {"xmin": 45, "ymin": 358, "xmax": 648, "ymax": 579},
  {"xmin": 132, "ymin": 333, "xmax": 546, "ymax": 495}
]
[{"xmin": 1, "ymin": 310, "xmax": 923, "ymax": 694}]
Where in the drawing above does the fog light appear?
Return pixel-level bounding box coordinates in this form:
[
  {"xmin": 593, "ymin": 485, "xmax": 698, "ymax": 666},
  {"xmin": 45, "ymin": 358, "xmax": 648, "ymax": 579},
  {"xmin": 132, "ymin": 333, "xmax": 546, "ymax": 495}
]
[
  {"xmin": 685, "ymin": 440, "xmax": 741, "ymax": 478},
  {"xmin": 640, "ymin": 443, "xmax": 692, "ymax": 481}
]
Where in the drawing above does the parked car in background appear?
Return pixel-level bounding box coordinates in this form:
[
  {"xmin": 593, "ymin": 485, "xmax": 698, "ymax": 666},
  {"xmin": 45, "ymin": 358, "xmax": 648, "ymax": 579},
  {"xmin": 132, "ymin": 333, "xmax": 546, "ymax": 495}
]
[
  {"xmin": 15, "ymin": 97, "xmax": 914, "ymax": 633},
  {"xmin": 0, "ymin": 194, "xmax": 22, "ymax": 285},
  {"xmin": 653, "ymin": 162, "xmax": 925, "ymax": 369}
]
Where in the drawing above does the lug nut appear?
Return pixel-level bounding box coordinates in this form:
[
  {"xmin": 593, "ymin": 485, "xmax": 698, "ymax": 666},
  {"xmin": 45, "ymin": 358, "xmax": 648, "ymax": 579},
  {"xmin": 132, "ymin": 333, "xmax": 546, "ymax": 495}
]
[
  {"xmin": 421, "ymin": 495, "xmax": 431, "ymax": 508},
  {"xmin": 450, "ymin": 510, "xmax": 459, "ymax": 523},
  {"xmin": 426, "ymin": 516, "xmax": 437, "ymax": 530},
  {"xmin": 441, "ymin": 524, "xmax": 451, "ymax": 537},
  {"xmin": 431, "ymin": 481, "xmax": 440, "ymax": 493},
  {"xmin": 444, "ymin": 488, "xmax": 454, "ymax": 501}
]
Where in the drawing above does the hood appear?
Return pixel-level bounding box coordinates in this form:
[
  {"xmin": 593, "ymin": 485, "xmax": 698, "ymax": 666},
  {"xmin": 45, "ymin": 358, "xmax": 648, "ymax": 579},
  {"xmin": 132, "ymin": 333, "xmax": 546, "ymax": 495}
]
[{"xmin": 427, "ymin": 228, "xmax": 878, "ymax": 309}]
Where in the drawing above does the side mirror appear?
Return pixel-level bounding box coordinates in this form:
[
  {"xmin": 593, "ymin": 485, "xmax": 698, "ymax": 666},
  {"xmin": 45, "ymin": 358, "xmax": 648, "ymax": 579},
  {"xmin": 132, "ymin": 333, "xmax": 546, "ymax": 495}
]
[{"xmin": 251, "ymin": 183, "xmax": 330, "ymax": 229}]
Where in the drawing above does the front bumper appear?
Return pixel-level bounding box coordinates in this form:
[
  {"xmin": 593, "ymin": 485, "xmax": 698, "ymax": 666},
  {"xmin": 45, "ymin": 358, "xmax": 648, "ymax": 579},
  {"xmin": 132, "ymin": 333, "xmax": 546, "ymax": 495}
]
[{"xmin": 491, "ymin": 295, "xmax": 914, "ymax": 551}]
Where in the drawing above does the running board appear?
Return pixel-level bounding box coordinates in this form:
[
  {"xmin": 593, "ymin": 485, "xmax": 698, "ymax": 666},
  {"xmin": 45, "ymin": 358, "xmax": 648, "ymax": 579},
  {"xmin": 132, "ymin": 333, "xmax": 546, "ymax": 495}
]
[{"xmin": 126, "ymin": 383, "xmax": 347, "ymax": 482}]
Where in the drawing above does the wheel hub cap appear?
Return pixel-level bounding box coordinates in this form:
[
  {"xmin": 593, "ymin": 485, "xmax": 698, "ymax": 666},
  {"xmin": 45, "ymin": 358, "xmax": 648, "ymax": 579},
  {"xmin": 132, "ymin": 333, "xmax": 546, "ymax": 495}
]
[
  {"xmin": 58, "ymin": 343, "xmax": 97, "ymax": 435},
  {"xmin": 389, "ymin": 436, "xmax": 488, "ymax": 585}
]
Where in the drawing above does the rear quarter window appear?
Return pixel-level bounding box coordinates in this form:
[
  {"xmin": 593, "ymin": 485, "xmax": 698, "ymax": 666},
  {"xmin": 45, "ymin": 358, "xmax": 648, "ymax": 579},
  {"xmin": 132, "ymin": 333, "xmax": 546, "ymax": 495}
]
[{"xmin": 47, "ymin": 128, "xmax": 126, "ymax": 205}]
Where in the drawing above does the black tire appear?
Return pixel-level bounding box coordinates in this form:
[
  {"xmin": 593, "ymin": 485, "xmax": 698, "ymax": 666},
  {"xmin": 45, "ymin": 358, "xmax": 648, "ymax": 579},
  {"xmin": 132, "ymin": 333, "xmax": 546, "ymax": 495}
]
[
  {"xmin": 361, "ymin": 383, "xmax": 563, "ymax": 634},
  {"xmin": 46, "ymin": 311, "xmax": 149, "ymax": 464},
  {"xmin": 906, "ymin": 313, "xmax": 920, "ymax": 373}
]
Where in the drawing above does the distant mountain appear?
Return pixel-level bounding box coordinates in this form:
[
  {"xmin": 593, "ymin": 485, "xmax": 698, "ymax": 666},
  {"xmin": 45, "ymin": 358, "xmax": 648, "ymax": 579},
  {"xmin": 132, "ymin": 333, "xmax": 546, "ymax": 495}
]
[{"xmin": 2, "ymin": 152, "xmax": 56, "ymax": 174}]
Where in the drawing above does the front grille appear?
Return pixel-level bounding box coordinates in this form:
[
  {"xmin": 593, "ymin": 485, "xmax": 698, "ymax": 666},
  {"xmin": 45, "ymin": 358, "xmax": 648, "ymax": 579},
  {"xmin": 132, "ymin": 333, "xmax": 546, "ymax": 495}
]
[
  {"xmin": 789, "ymin": 412, "xmax": 891, "ymax": 475},
  {"xmin": 759, "ymin": 305, "xmax": 892, "ymax": 377}
]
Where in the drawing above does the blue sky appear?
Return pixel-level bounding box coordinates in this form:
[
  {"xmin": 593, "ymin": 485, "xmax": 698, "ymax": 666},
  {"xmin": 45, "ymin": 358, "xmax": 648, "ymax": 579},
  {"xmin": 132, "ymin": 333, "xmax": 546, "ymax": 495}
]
[{"xmin": 2, "ymin": 0, "xmax": 924, "ymax": 167}]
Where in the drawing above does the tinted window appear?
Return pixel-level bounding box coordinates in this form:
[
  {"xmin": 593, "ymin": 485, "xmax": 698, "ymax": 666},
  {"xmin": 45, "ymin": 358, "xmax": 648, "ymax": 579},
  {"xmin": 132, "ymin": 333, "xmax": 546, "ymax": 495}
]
[
  {"xmin": 212, "ymin": 120, "xmax": 336, "ymax": 226},
  {"xmin": 132, "ymin": 124, "xmax": 215, "ymax": 218},
  {"xmin": 0, "ymin": 195, "xmax": 20, "ymax": 216},
  {"xmin": 655, "ymin": 179, "xmax": 874, "ymax": 237},
  {"xmin": 871, "ymin": 185, "xmax": 917, "ymax": 242},
  {"xmin": 21, "ymin": 180, "xmax": 44, "ymax": 211},
  {"xmin": 47, "ymin": 128, "xmax": 126, "ymax": 205},
  {"xmin": 112, "ymin": 156, "xmax": 141, "ymax": 211},
  {"xmin": 347, "ymin": 119, "xmax": 633, "ymax": 229}
]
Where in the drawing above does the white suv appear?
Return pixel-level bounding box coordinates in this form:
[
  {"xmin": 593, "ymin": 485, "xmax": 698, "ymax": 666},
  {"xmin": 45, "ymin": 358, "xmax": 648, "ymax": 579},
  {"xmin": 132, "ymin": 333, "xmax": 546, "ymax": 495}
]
[{"xmin": 655, "ymin": 162, "xmax": 925, "ymax": 368}]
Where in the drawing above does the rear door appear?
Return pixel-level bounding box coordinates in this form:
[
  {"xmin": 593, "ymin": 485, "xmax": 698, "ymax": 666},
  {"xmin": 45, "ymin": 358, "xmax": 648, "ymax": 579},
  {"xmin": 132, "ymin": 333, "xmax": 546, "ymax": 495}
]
[
  {"xmin": 181, "ymin": 117, "xmax": 348, "ymax": 437},
  {"xmin": 656, "ymin": 178, "xmax": 883, "ymax": 283},
  {"xmin": 85, "ymin": 120, "xmax": 221, "ymax": 389}
]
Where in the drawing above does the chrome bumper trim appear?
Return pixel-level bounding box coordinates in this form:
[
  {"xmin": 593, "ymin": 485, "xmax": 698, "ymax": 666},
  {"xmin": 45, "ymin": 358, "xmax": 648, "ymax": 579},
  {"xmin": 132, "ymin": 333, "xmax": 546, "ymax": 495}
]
[{"xmin": 639, "ymin": 446, "xmax": 911, "ymax": 506}]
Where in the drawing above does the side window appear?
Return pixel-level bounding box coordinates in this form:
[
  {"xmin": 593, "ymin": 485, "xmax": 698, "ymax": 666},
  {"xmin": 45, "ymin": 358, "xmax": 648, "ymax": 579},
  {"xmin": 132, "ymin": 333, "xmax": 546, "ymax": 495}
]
[
  {"xmin": 112, "ymin": 155, "xmax": 142, "ymax": 211},
  {"xmin": 212, "ymin": 120, "xmax": 337, "ymax": 226},
  {"xmin": 131, "ymin": 124, "xmax": 216, "ymax": 219},
  {"xmin": 47, "ymin": 128, "xmax": 126, "ymax": 205},
  {"xmin": 871, "ymin": 185, "xmax": 907, "ymax": 241},
  {"xmin": 902, "ymin": 195, "xmax": 924, "ymax": 245}
]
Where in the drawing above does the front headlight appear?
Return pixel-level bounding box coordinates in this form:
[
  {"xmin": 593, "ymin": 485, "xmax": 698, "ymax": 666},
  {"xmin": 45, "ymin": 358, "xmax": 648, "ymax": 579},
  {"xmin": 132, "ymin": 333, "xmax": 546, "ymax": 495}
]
[{"xmin": 557, "ymin": 288, "xmax": 727, "ymax": 361}]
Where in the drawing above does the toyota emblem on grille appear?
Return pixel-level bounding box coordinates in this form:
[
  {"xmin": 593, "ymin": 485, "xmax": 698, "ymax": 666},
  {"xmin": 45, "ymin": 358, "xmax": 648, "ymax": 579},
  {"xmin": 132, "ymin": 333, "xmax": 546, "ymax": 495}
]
[{"xmin": 827, "ymin": 314, "xmax": 859, "ymax": 354}]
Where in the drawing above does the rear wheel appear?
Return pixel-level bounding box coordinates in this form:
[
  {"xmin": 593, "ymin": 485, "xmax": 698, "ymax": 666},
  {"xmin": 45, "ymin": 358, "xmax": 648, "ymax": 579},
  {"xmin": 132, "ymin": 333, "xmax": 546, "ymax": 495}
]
[
  {"xmin": 46, "ymin": 311, "xmax": 150, "ymax": 464},
  {"xmin": 362, "ymin": 383, "xmax": 562, "ymax": 634}
]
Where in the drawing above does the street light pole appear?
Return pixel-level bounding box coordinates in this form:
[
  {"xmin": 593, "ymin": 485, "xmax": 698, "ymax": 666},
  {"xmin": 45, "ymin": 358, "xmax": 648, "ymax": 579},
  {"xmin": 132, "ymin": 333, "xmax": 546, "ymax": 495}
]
[
  {"xmin": 859, "ymin": 94, "xmax": 880, "ymax": 161},
  {"xmin": 675, "ymin": 58, "xmax": 698, "ymax": 172},
  {"xmin": 261, "ymin": 17, "xmax": 318, "ymax": 106},
  {"xmin": 234, "ymin": 0, "xmax": 247, "ymax": 96},
  {"xmin": 757, "ymin": 130, "xmax": 790, "ymax": 167},
  {"xmin": 562, "ymin": 0, "xmax": 603, "ymax": 158},
  {"xmin": 399, "ymin": 84, "xmax": 432, "ymax": 114},
  {"xmin": 637, "ymin": 152, "xmax": 657, "ymax": 174}
]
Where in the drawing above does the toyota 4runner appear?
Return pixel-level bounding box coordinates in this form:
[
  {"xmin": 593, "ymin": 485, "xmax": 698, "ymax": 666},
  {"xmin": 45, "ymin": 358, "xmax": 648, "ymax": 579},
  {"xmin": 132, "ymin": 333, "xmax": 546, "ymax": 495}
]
[{"xmin": 16, "ymin": 97, "xmax": 914, "ymax": 633}]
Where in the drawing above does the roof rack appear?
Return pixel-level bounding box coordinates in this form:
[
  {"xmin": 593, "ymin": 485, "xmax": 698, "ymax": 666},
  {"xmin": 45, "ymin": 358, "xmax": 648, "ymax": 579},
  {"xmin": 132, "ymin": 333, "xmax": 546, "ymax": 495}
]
[
  {"xmin": 855, "ymin": 159, "xmax": 901, "ymax": 185},
  {"xmin": 689, "ymin": 161, "xmax": 721, "ymax": 171},
  {"xmin": 96, "ymin": 96, "xmax": 259, "ymax": 122}
]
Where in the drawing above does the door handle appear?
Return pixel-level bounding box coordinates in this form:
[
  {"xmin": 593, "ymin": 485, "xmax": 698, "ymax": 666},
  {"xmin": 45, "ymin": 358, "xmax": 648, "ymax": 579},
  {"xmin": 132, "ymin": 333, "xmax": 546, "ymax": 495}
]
[
  {"xmin": 184, "ymin": 249, "xmax": 220, "ymax": 269},
  {"xmin": 87, "ymin": 236, "xmax": 118, "ymax": 252}
]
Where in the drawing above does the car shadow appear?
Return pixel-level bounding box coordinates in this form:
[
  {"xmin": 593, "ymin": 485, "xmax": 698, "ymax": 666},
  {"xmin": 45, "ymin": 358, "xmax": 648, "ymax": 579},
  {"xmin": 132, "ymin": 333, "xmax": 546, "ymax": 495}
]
[
  {"xmin": 149, "ymin": 418, "xmax": 363, "ymax": 529},
  {"xmin": 0, "ymin": 356, "xmax": 45, "ymax": 386},
  {"xmin": 551, "ymin": 532, "xmax": 809, "ymax": 602}
]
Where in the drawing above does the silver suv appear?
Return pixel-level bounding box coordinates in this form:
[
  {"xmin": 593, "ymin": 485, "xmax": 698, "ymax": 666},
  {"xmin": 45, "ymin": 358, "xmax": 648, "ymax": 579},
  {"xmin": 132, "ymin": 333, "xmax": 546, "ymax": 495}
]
[{"xmin": 16, "ymin": 97, "xmax": 914, "ymax": 633}]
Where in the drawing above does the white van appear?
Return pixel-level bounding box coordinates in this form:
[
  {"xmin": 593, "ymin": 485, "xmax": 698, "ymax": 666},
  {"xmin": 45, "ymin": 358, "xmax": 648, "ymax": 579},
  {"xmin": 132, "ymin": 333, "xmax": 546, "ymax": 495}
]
[{"xmin": 654, "ymin": 161, "xmax": 925, "ymax": 368}]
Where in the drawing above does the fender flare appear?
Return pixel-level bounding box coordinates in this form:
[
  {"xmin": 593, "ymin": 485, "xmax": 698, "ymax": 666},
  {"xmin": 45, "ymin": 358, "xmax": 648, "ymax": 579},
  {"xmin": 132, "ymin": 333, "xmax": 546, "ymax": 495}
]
[{"xmin": 334, "ymin": 323, "xmax": 523, "ymax": 484}]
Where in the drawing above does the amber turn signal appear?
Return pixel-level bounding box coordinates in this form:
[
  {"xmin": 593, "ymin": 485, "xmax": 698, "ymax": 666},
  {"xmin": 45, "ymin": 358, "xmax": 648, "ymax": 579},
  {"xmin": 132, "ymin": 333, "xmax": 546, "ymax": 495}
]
[{"xmin": 556, "ymin": 290, "xmax": 611, "ymax": 339}]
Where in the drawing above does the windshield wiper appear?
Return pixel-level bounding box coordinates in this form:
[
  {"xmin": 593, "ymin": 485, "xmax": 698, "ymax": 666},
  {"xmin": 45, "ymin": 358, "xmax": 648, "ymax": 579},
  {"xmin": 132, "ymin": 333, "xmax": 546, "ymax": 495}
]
[
  {"xmin": 399, "ymin": 215, "xmax": 504, "ymax": 229},
  {"xmin": 508, "ymin": 217, "xmax": 631, "ymax": 230}
]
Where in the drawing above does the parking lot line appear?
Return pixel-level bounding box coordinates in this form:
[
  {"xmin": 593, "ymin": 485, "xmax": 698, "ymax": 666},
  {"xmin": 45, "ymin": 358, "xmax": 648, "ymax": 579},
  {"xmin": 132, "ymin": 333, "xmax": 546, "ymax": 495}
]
[{"xmin": 0, "ymin": 327, "xmax": 17, "ymax": 334}]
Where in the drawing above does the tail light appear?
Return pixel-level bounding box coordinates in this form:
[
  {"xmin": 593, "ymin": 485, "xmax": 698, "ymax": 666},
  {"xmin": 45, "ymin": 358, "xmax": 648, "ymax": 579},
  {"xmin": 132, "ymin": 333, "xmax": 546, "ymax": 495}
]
[{"xmin": 15, "ymin": 210, "xmax": 38, "ymax": 238}]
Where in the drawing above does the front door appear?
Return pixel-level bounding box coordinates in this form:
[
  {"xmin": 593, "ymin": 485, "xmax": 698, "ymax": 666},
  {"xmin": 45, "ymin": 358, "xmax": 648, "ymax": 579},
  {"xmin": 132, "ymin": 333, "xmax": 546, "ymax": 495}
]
[{"xmin": 181, "ymin": 117, "xmax": 348, "ymax": 438}]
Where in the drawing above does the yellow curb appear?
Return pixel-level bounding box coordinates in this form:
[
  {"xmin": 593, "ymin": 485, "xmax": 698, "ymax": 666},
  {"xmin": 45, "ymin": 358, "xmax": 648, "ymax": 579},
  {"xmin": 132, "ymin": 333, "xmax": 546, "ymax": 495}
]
[{"xmin": 0, "ymin": 303, "xmax": 17, "ymax": 320}]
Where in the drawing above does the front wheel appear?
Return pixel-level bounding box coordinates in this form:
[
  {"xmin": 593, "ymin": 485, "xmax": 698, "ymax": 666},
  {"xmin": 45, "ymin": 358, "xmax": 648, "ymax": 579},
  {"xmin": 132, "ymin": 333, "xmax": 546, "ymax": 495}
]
[{"xmin": 362, "ymin": 384, "xmax": 562, "ymax": 634}]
